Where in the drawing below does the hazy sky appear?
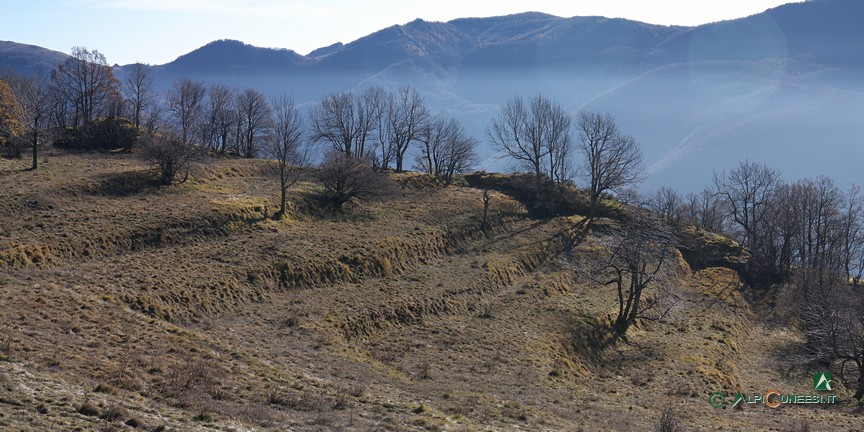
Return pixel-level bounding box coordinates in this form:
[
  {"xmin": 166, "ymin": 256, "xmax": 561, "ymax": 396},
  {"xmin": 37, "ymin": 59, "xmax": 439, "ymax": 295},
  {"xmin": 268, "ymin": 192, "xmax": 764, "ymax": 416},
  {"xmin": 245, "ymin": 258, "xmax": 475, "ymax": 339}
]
[{"xmin": 5, "ymin": 0, "xmax": 799, "ymax": 65}]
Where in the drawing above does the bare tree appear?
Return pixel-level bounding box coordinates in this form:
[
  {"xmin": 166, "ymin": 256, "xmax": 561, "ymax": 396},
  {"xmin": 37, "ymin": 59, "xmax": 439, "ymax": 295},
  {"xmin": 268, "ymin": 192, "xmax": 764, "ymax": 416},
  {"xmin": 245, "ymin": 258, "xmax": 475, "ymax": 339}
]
[
  {"xmin": 316, "ymin": 150, "xmax": 396, "ymax": 210},
  {"xmin": 788, "ymin": 176, "xmax": 844, "ymax": 297},
  {"xmin": 769, "ymin": 183, "xmax": 799, "ymax": 280},
  {"xmin": 713, "ymin": 161, "xmax": 781, "ymax": 251},
  {"xmin": 122, "ymin": 63, "xmax": 153, "ymax": 129},
  {"xmin": 310, "ymin": 90, "xmax": 379, "ymax": 161},
  {"xmin": 200, "ymin": 83, "xmax": 235, "ymax": 153},
  {"xmin": 310, "ymin": 91, "xmax": 353, "ymax": 157},
  {"xmin": 167, "ymin": 78, "xmax": 206, "ymax": 145},
  {"xmin": 7, "ymin": 73, "xmax": 54, "ymax": 170},
  {"xmin": 365, "ymin": 86, "xmax": 394, "ymax": 170},
  {"xmin": 682, "ymin": 187, "xmax": 727, "ymax": 233},
  {"xmin": 415, "ymin": 114, "xmax": 478, "ymax": 184},
  {"xmin": 236, "ymin": 88, "xmax": 272, "ymax": 158},
  {"xmin": 387, "ymin": 86, "xmax": 428, "ymax": 172},
  {"xmin": 143, "ymin": 103, "xmax": 165, "ymax": 134},
  {"xmin": 649, "ymin": 187, "xmax": 684, "ymax": 226},
  {"xmin": 487, "ymin": 94, "xmax": 573, "ymax": 212},
  {"xmin": 487, "ymin": 94, "xmax": 572, "ymax": 183},
  {"xmin": 270, "ymin": 94, "xmax": 308, "ymax": 216},
  {"xmin": 840, "ymin": 185, "xmax": 864, "ymax": 284},
  {"xmin": 589, "ymin": 210, "xmax": 676, "ymax": 342},
  {"xmin": 576, "ymin": 111, "xmax": 644, "ymax": 220},
  {"xmin": 713, "ymin": 161, "xmax": 787, "ymax": 284},
  {"xmin": 51, "ymin": 46, "xmax": 119, "ymax": 130},
  {"xmin": 356, "ymin": 87, "xmax": 383, "ymax": 164}
]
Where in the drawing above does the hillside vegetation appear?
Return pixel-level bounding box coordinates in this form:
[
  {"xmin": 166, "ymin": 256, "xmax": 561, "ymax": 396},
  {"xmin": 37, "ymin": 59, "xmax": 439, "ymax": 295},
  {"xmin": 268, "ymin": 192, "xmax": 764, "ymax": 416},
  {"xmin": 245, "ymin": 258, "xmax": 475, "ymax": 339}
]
[{"xmin": 1, "ymin": 152, "xmax": 861, "ymax": 431}]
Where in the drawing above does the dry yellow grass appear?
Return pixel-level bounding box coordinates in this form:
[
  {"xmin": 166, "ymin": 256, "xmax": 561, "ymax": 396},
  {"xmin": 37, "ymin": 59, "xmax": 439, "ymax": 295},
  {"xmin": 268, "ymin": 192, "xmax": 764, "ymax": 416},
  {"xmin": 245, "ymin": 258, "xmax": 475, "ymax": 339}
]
[{"xmin": 0, "ymin": 151, "xmax": 860, "ymax": 431}]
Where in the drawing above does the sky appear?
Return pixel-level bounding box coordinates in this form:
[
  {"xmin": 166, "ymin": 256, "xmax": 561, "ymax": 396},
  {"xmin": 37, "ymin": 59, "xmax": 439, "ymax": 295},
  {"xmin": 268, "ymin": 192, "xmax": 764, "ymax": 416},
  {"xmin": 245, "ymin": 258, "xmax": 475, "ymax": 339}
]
[{"xmin": 4, "ymin": 0, "xmax": 799, "ymax": 66}]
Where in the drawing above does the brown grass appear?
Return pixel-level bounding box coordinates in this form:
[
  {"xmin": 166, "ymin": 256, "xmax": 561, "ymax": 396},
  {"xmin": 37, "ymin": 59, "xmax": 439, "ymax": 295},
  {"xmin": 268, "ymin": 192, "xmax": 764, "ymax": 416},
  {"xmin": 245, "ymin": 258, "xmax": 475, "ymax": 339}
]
[{"xmin": 0, "ymin": 151, "xmax": 859, "ymax": 431}]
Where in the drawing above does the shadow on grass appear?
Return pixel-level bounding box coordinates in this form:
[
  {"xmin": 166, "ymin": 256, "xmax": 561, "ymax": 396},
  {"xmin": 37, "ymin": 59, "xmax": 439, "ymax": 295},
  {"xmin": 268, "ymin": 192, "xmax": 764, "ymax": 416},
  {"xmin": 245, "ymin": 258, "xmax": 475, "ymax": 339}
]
[
  {"xmin": 567, "ymin": 314, "xmax": 662, "ymax": 370},
  {"xmin": 568, "ymin": 315, "xmax": 618, "ymax": 365},
  {"xmin": 87, "ymin": 170, "xmax": 162, "ymax": 197},
  {"xmin": 286, "ymin": 190, "xmax": 381, "ymax": 223}
]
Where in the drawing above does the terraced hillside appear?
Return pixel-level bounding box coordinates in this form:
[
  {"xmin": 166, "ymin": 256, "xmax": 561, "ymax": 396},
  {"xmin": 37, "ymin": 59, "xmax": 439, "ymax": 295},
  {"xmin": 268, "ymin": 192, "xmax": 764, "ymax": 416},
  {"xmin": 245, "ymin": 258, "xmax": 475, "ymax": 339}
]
[{"xmin": 0, "ymin": 152, "xmax": 861, "ymax": 431}]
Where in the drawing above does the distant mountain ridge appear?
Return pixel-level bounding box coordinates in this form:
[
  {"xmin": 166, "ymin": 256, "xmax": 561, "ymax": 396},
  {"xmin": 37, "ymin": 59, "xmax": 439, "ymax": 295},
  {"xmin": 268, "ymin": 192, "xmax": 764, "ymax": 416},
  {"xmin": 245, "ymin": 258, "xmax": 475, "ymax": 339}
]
[
  {"xmin": 2, "ymin": 0, "xmax": 864, "ymax": 192},
  {"xmin": 0, "ymin": 41, "xmax": 69, "ymax": 75},
  {"xmin": 163, "ymin": 39, "xmax": 308, "ymax": 73},
  {"xmin": 150, "ymin": 13, "xmax": 687, "ymax": 75}
]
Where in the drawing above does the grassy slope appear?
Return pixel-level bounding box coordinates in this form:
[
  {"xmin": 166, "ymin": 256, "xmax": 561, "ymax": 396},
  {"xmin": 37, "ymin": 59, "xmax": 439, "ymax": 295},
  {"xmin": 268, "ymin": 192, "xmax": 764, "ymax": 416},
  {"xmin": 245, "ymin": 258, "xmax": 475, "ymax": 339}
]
[{"xmin": 0, "ymin": 152, "xmax": 861, "ymax": 431}]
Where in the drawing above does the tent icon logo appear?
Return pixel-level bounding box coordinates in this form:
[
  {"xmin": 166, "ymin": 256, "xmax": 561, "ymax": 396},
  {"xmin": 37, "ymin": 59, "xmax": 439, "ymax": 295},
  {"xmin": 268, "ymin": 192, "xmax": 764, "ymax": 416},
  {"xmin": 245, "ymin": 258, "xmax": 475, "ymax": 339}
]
[{"xmin": 814, "ymin": 372, "xmax": 832, "ymax": 391}]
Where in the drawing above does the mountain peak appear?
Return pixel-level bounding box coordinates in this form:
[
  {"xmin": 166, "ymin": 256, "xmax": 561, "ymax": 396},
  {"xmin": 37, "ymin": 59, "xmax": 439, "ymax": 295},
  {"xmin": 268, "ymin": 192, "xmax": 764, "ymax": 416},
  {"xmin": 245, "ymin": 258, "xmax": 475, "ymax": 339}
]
[
  {"xmin": 0, "ymin": 40, "xmax": 69, "ymax": 74},
  {"xmin": 167, "ymin": 39, "xmax": 307, "ymax": 72}
]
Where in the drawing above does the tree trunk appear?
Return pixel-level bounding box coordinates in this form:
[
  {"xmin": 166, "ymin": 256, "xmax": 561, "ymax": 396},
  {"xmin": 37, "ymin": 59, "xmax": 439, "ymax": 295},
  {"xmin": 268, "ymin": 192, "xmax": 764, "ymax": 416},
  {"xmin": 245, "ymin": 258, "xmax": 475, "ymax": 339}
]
[
  {"xmin": 481, "ymin": 190, "xmax": 490, "ymax": 232},
  {"xmin": 280, "ymin": 179, "xmax": 287, "ymax": 217},
  {"xmin": 31, "ymin": 133, "xmax": 38, "ymax": 170}
]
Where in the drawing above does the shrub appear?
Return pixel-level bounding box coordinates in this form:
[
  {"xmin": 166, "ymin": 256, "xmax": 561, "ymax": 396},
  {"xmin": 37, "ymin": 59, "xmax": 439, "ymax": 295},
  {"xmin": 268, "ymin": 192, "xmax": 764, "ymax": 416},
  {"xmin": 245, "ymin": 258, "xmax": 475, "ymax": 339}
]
[
  {"xmin": 77, "ymin": 400, "xmax": 101, "ymax": 417},
  {"xmin": 316, "ymin": 151, "xmax": 397, "ymax": 209},
  {"xmin": 138, "ymin": 130, "xmax": 201, "ymax": 185},
  {"xmin": 653, "ymin": 403, "xmax": 683, "ymax": 432},
  {"xmin": 54, "ymin": 118, "xmax": 137, "ymax": 151},
  {"xmin": 100, "ymin": 405, "xmax": 129, "ymax": 422},
  {"xmin": 1, "ymin": 136, "xmax": 29, "ymax": 159}
]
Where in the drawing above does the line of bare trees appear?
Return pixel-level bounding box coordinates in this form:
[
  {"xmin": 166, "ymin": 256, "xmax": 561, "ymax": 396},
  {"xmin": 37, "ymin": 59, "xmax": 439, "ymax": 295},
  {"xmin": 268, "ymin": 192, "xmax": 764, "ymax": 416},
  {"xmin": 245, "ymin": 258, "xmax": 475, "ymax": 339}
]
[
  {"xmin": 647, "ymin": 161, "xmax": 864, "ymax": 290},
  {"xmin": 1, "ymin": 46, "xmax": 482, "ymax": 210},
  {"xmin": 647, "ymin": 160, "xmax": 864, "ymax": 397},
  {"xmin": 0, "ymin": 47, "xmax": 476, "ymax": 221},
  {"xmin": 487, "ymin": 94, "xmax": 644, "ymax": 217},
  {"xmin": 1, "ymin": 46, "xmax": 128, "ymax": 167}
]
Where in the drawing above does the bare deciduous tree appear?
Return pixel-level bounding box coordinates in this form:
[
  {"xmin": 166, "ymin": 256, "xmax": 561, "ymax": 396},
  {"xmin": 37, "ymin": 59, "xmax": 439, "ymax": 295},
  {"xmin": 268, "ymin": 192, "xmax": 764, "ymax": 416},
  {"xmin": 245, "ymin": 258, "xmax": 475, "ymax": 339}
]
[
  {"xmin": 7, "ymin": 73, "xmax": 54, "ymax": 170},
  {"xmin": 713, "ymin": 161, "xmax": 781, "ymax": 251},
  {"xmin": 487, "ymin": 94, "xmax": 573, "ymax": 212},
  {"xmin": 788, "ymin": 176, "xmax": 844, "ymax": 297},
  {"xmin": 236, "ymin": 88, "xmax": 272, "ymax": 158},
  {"xmin": 653, "ymin": 403, "xmax": 684, "ymax": 432},
  {"xmin": 167, "ymin": 78, "xmax": 206, "ymax": 145},
  {"xmin": 649, "ymin": 187, "xmax": 684, "ymax": 226},
  {"xmin": 415, "ymin": 114, "xmax": 478, "ymax": 184},
  {"xmin": 51, "ymin": 46, "xmax": 119, "ymax": 130},
  {"xmin": 365, "ymin": 86, "xmax": 394, "ymax": 170},
  {"xmin": 310, "ymin": 89, "xmax": 379, "ymax": 161},
  {"xmin": 388, "ymin": 86, "xmax": 428, "ymax": 172},
  {"xmin": 682, "ymin": 187, "xmax": 726, "ymax": 233},
  {"xmin": 200, "ymin": 83, "xmax": 235, "ymax": 153},
  {"xmin": 122, "ymin": 63, "xmax": 153, "ymax": 129},
  {"xmin": 588, "ymin": 210, "xmax": 677, "ymax": 342},
  {"xmin": 577, "ymin": 111, "xmax": 644, "ymax": 220},
  {"xmin": 840, "ymin": 185, "xmax": 864, "ymax": 285},
  {"xmin": 487, "ymin": 94, "xmax": 572, "ymax": 183},
  {"xmin": 713, "ymin": 161, "xmax": 785, "ymax": 284},
  {"xmin": 270, "ymin": 94, "xmax": 308, "ymax": 216}
]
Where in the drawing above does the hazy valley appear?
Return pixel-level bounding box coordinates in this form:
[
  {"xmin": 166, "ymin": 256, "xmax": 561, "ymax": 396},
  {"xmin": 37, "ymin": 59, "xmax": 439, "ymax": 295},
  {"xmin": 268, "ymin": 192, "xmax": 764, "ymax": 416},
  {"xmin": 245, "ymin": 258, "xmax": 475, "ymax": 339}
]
[{"xmin": 2, "ymin": 1, "xmax": 864, "ymax": 431}]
